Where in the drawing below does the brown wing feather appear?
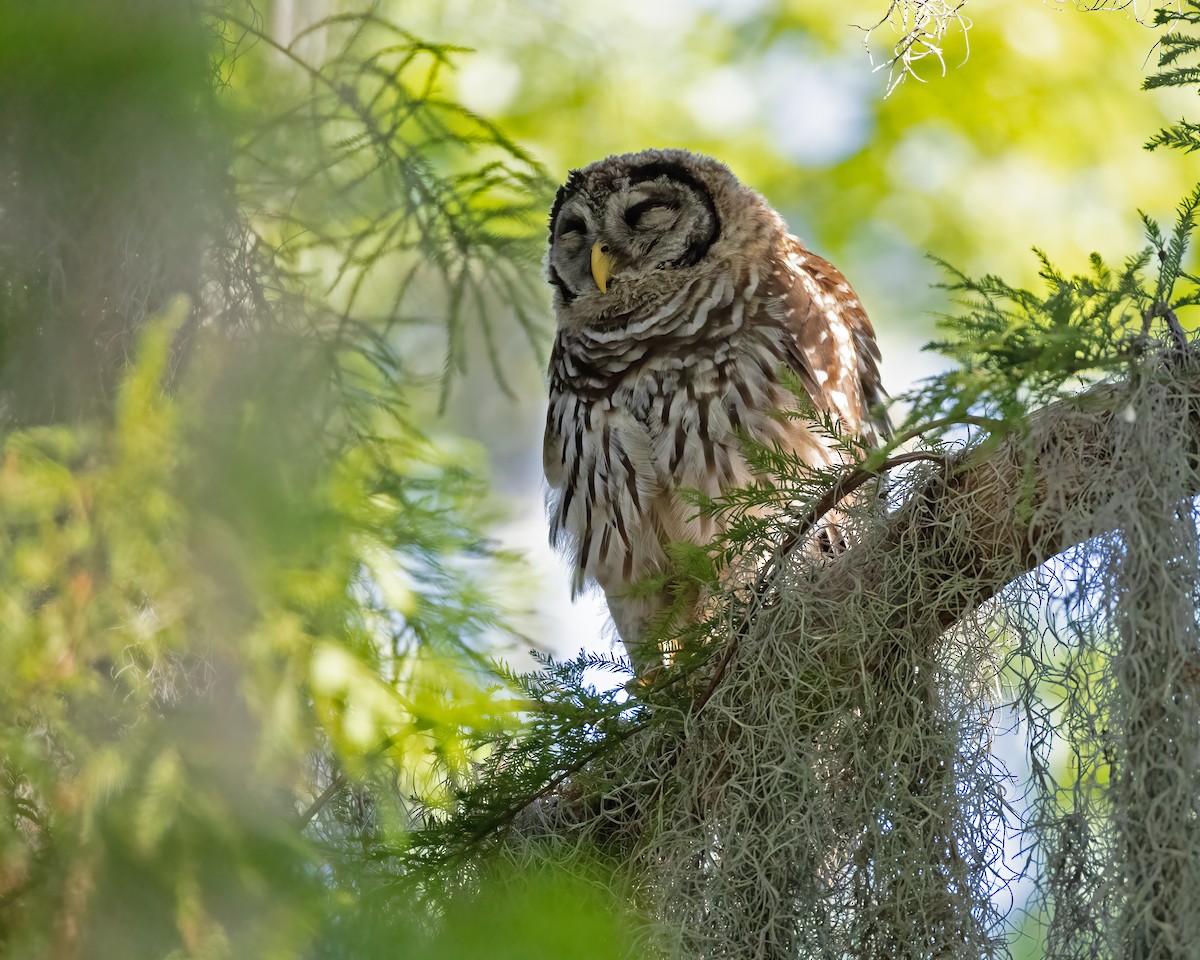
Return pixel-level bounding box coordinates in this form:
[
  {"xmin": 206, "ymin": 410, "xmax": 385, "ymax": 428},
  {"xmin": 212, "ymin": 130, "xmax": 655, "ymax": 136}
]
[{"xmin": 775, "ymin": 236, "xmax": 890, "ymax": 447}]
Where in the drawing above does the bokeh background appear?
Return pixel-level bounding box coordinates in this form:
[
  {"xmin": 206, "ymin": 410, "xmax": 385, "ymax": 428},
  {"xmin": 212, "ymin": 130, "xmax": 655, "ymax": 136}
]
[
  {"xmin": 2, "ymin": 2, "xmax": 1194, "ymax": 956},
  {"xmin": 334, "ymin": 0, "xmax": 1193, "ymax": 668}
]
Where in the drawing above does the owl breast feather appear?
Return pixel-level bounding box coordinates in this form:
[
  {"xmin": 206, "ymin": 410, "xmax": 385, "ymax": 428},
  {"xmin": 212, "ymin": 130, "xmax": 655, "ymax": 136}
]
[{"xmin": 545, "ymin": 270, "xmax": 835, "ymax": 595}]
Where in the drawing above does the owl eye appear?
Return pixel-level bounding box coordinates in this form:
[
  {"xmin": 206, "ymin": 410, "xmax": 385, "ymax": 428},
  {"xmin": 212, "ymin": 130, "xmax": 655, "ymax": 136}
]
[
  {"xmin": 558, "ymin": 216, "xmax": 587, "ymax": 237},
  {"xmin": 624, "ymin": 198, "xmax": 678, "ymax": 230}
]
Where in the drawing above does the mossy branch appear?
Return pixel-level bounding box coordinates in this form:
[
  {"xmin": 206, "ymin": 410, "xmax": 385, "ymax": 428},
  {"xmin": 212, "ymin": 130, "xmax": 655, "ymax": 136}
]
[{"xmin": 809, "ymin": 347, "xmax": 1200, "ymax": 662}]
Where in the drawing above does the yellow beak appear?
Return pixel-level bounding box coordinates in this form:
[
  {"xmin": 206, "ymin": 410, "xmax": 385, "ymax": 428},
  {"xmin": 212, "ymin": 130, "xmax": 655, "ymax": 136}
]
[{"xmin": 591, "ymin": 242, "xmax": 616, "ymax": 294}]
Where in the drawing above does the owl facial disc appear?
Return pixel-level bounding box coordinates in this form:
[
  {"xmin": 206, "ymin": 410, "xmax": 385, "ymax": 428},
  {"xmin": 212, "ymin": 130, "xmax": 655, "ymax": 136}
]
[{"xmin": 544, "ymin": 149, "xmax": 727, "ymax": 316}]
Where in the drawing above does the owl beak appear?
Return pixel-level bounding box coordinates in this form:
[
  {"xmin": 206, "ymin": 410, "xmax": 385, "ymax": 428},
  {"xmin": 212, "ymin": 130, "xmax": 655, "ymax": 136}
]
[{"xmin": 591, "ymin": 242, "xmax": 616, "ymax": 294}]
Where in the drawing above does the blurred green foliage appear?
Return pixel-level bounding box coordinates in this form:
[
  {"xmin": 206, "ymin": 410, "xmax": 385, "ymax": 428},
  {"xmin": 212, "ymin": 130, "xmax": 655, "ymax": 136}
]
[
  {"xmin": 3, "ymin": 1, "xmax": 1200, "ymax": 958},
  {"xmin": 400, "ymin": 0, "xmax": 1200, "ymax": 534},
  {"xmin": 0, "ymin": 1, "xmax": 222, "ymax": 423},
  {"xmin": 0, "ymin": 2, "xmax": 624, "ymax": 957},
  {"xmin": 416, "ymin": 0, "xmax": 1194, "ymax": 332}
]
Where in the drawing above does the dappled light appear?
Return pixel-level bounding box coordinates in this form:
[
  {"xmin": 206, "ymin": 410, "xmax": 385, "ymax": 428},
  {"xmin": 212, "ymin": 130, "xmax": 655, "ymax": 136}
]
[{"xmin": 3, "ymin": 2, "xmax": 1200, "ymax": 959}]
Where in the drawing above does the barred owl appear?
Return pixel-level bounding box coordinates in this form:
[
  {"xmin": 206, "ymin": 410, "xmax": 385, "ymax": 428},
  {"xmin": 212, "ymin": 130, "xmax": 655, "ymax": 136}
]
[{"xmin": 543, "ymin": 149, "xmax": 887, "ymax": 678}]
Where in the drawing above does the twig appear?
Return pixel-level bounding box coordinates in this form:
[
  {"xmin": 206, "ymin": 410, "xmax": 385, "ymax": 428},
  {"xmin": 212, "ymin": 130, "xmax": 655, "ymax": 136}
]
[
  {"xmin": 298, "ymin": 733, "xmax": 404, "ymax": 827},
  {"xmin": 298, "ymin": 772, "xmax": 348, "ymax": 827},
  {"xmin": 775, "ymin": 451, "xmax": 950, "ymax": 560},
  {"xmin": 691, "ymin": 449, "xmax": 951, "ymax": 716},
  {"xmin": 461, "ymin": 720, "xmax": 650, "ymax": 848}
]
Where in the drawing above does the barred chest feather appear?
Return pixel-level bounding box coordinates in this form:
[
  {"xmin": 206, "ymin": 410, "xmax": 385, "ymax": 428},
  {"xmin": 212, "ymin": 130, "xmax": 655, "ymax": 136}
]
[{"xmin": 544, "ymin": 267, "xmax": 835, "ymax": 596}]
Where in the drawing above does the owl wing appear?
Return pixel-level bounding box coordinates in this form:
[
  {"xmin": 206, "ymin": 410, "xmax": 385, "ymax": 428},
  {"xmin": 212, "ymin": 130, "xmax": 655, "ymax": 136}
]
[{"xmin": 773, "ymin": 235, "xmax": 891, "ymax": 448}]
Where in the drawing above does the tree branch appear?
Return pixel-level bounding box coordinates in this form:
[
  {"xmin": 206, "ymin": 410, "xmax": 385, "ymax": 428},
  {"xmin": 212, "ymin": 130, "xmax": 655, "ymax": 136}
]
[
  {"xmin": 806, "ymin": 361, "xmax": 1200, "ymax": 662},
  {"xmin": 443, "ymin": 353, "xmax": 1200, "ymax": 857},
  {"xmin": 683, "ymin": 351, "xmax": 1200, "ymax": 730}
]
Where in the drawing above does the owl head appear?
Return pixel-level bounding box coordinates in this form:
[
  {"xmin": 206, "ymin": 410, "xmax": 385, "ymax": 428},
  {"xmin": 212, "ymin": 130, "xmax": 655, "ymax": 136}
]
[{"xmin": 544, "ymin": 149, "xmax": 780, "ymax": 329}]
